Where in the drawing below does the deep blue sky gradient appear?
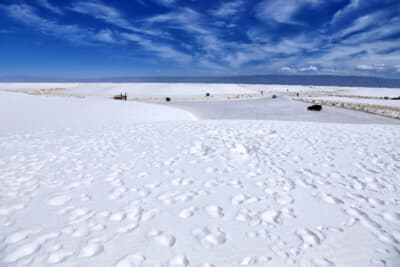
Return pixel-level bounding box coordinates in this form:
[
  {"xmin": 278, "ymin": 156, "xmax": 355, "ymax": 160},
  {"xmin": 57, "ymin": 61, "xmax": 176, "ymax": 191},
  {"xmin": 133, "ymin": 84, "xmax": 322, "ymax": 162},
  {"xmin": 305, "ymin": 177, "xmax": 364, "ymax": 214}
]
[{"xmin": 0, "ymin": 0, "xmax": 399, "ymax": 78}]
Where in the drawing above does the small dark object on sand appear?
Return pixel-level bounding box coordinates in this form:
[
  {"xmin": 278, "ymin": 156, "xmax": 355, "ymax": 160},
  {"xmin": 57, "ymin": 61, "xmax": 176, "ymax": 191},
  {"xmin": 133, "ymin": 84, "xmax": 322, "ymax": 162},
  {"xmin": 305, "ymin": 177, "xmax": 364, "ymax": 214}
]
[
  {"xmin": 296, "ymin": 93, "xmax": 299, "ymax": 96},
  {"xmin": 166, "ymin": 97, "xmax": 171, "ymax": 102},
  {"xmin": 307, "ymin": 104, "xmax": 322, "ymax": 111},
  {"xmin": 114, "ymin": 93, "xmax": 127, "ymax": 101},
  {"xmin": 205, "ymin": 92, "xmax": 210, "ymax": 97},
  {"xmin": 272, "ymin": 95, "xmax": 277, "ymax": 99},
  {"xmin": 261, "ymin": 91, "xmax": 264, "ymax": 95}
]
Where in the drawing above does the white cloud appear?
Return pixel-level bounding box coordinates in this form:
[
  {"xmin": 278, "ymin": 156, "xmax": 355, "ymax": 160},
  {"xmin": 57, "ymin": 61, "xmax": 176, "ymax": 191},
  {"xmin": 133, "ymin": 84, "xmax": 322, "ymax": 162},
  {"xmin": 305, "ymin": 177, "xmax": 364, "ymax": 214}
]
[
  {"xmin": 356, "ymin": 64, "xmax": 373, "ymax": 70},
  {"xmin": 340, "ymin": 19, "xmax": 400, "ymax": 45},
  {"xmin": 356, "ymin": 64, "xmax": 385, "ymax": 71},
  {"xmin": 333, "ymin": 8, "xmax": 396, "ymax": 43},
  {"xmin": 281, "ymin": 66, "xmax": 295, "ymax": 72},
  {"xmin": 153, "ymin": 0, "xmax": 177, "ymax": 6},
  {"xmin": 338, "ymin": 14, "xmax": 376, "ymax": 38},
  {"xmin": 280, "ymin": 65, "xmax": 319, "ymax": 73},
  {"xmin": 302, "ymin": 38, "xmax": 400, "ymax": 75},
  {"xmin": 199, "ymin": 59, "xmax": 226, "ymax": 71},
  {"xmin": 299, "ymin": 65, "xmax": 318, "ymax": 72},
  {"xmin": 37, "ymin": 0, "xmax": 63, "ymax": 15},
  {"xmin": 70, "ymin": 1, "xmax": 158, "ymax": 36},
  {"xmin": 121, "ymin": 33, "xmax": 192, "ymax": 63},
  {"xmin": 94, "ymin": 29, "xmax": 116, "ymax": 43},
  {"xmin": 1, "ymin": 0, "xmax": 397, "ymax": 76},
  {"xmin": 2, "ymin": 3, "xmax": 193, "ymax": 63},
  {"xmin": 146, "ymin": 8, "xmax": 227, "ymax": 56},
  {"xmin": 331, "ymin": 0, "xmax": 360, "ymax": 24},
  {"xmin": 1, "ymin": 4, "xmax": 117, "ymax": 46},
  {"xmin": 211, "ymin": 1, "xmax": 243, "ymax": 18},
  {"xmin": 256, "ymin": 0, "xmax": 322, "ymax": 24}
]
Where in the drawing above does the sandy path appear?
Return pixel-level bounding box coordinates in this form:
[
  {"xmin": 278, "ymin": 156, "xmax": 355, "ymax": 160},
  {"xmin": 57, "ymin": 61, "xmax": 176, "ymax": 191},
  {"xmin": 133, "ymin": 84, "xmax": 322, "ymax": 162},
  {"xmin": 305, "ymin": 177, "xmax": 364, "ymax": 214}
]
[{"xmin": 165, "ymin": 96, "xmax": 400, "ymax": 124}]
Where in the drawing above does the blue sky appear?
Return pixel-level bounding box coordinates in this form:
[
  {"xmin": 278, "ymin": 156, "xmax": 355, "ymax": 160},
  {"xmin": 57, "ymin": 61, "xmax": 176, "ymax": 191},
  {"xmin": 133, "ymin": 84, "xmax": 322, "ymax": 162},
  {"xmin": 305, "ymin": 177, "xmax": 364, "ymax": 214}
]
[{"xmin": 0, "ymin": 0, "xmax": 399, "ymax": 79}]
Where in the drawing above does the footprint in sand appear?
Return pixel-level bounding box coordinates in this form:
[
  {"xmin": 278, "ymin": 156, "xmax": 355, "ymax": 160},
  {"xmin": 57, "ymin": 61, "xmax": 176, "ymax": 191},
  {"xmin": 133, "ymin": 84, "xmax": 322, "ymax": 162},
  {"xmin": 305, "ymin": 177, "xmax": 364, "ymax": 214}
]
[
  {"xmin": 178, "ymin": 207, "xmax": 197, "ymax": 219},
  {"xmin": 48, "ymin": 250, "xmax": 74, "ymax": 264},
  {"xmin": 368, "ymin": 197, "xmax": 385, "ymax": 207},
  {"xmin": 273, "ymin": 194, "xmax": 294, "ymax": 205},
  {"xmin": 204, "ymin": 179, "xmax": 220, "ymax": 188},
  {"xmin": 108, "ymin": 188, "xmax": 128, "ymax": 200},
  {"xmin": 205, "ymin": 205, "xmax": 224, "ymax": 218},
  {"xmin": 79, "ymin": 242, "xmax": 104, "ymax": 258},
  {"xmin": 240, "ymin": 256, "xmax": 272, "ymax": 265},
  {"xmin": 169, "ymin": 254, "xmax": 190, "ymax": 267},
  {"xmin": 109, "ymin": 211, "xmax": 126, "ymax": 222},
  {"xmin": 117, "ymin": 223, "xmax": 138, "ymax": 233},
  {"xmin": 0, "ymin": 203, "xmax": 26, "ymax": 216},
  {"xmin": 246, "ymin": 229, "xmax": 270, "ymax": 239},
  {"xmin": 192, "ymin": 227, "xmax": 226, "ymax": 248},
  {"xmin": 382, "ymin": 212, "xmax": 400, "ymax": 224},
  {"xmin": 4, "ymin": 230, "xmax": 38, "ymax": 245},
  {"xmin": 115, "ymin": 254, "xmax": 146, "ymax": 267},
  {"xmin": 141, "ymin": 209, "xmax": 161, "ymax": 222},
  {"xmin": 171, "ymin": 178, "xmax": 193, "ymax": 186},
  {"xmin": 47, "ymin": 195, "xmax": 71, "ymax": 206},
  {"xmin": 3, "ymin": 241, "xmax": 41, "ymax": 263},
  {"xmin": 260, "ymin": 210, "xmax": 281, "ymax": 224},
  {"xmin": 236, "ymin": 209, "xmax": 257, "ymax": 223},
  {"xmin": 231, "ymin": 194, "xmax": 260, "ymax": 205},
  {"xmin": 310, "ymin": 258, "xmax": 337, "ymax": 267},
  {"xmin": 3, "ymin": 232, "xmax": 60, "ymax": 263},
  {"xmin": 46, "ymin": 243, "xmax": 63, "ymax": 252},
  {"xmin": 69, "ymin": 208, "xmax": 92, "ymax": 222},
  {"xmin": 240, "ymin": 256, "xmax": 259, "ymax": 265},
  {"xmin": 320, "ymin": 193, "xmax": 344, "ymax": 205},
  {"xmin": 148, "ymin": 230, "xmax": 176, "ymax": 247},
  {"xmin": 296, "ymin": 228, "xmax": 324, "ymax": 248}
]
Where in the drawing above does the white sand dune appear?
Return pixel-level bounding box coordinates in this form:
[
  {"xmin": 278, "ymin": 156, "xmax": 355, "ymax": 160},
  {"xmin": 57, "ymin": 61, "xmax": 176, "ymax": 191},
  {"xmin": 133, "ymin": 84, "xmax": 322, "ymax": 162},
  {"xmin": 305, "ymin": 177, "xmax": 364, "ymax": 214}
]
[
  {"xmin": 0, "ymin": 83, "xmax": 261, "ymax": 99},
  {"xmin": 0, "ymin": 85, "xmax": 399, "ymax": 267},
  {"xmin": 1, "ymin": 82, "xmax": 398, "ymax": 99},
  {"xmin": 0, "ymin": 91, "xmax": 195, "ymax": 133}
]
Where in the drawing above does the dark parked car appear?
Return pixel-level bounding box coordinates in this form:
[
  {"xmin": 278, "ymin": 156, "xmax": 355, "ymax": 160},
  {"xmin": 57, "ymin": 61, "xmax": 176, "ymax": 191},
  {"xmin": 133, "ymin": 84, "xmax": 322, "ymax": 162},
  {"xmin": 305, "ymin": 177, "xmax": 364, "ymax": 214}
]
[{"xmin": 307, "ymin": 104, "xmax": 322, "ymax": 111}]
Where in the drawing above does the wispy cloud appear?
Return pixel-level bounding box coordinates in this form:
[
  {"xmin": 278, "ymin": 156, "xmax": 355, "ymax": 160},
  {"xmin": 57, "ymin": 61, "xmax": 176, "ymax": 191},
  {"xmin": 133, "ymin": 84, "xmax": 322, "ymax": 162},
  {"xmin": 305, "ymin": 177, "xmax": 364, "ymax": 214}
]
[
  {"xmin": 0, "ymin": 0, "xmax": 399, "ymax": 76},
  {"xmin": 281, "ymin": 66, "xmax": 294, "ymax": 72},
  {"xmin": 153, "ymin": 0, "xmax": 178, "ymax": 7},
  {"xmin": 198, "ymin": 58, "xmax": 226, "ymax": 71},
  {"xmin": 281, "ymin": 65, "xmax": 318, "ymax": 72},
  {"xmin": 255, "ymin": 0, "xmax": 322, "ymax": 24},
  {"xmin": 121, "ymin": 33, "xmax": 192, "ymax": 63},
  {"xmin": 94, "ymin": 29, "xmax": 116, "ymax": 43},
  {"xmin": 146, "ymin": 7, "xmax": 237, "ymax": 64},
  {"xmin": 1, "ymin": 2, "xmax": 191, "ymax": 64},
  {"xmin": 70, "ymin": 1, "xmax": 159, "ymax": 36},
  {"xmin": 146, "ymin": 8, "xmax": 208, "ymax": 34},
  {"xmin": 339, "ymin": 16, "xmax": 400, "ymax": 45},
  {"xmin": 334, "ymin": 8, "xmax": 394, "ymax": 41},
  {"xmin": 211, "ymin": 0, "xmax": 243, "ymax": 18},
  {"xmin": 299, "ymin": 65, "xmax": 318, "ymax": 72},
  {"xmin": 356, "ymin": 64, "xmax": 384, "ymax": 71},
  {"xmin": 331, "ymin": 0, "xmax": 360, "ymax": 25},
  {"xmin": 1, "ymin": 3, "xmax": 118, "ymax": 46},
  {"xmin": 37, "ymin": 0, "xmax": 63, "ymax": 15}
]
